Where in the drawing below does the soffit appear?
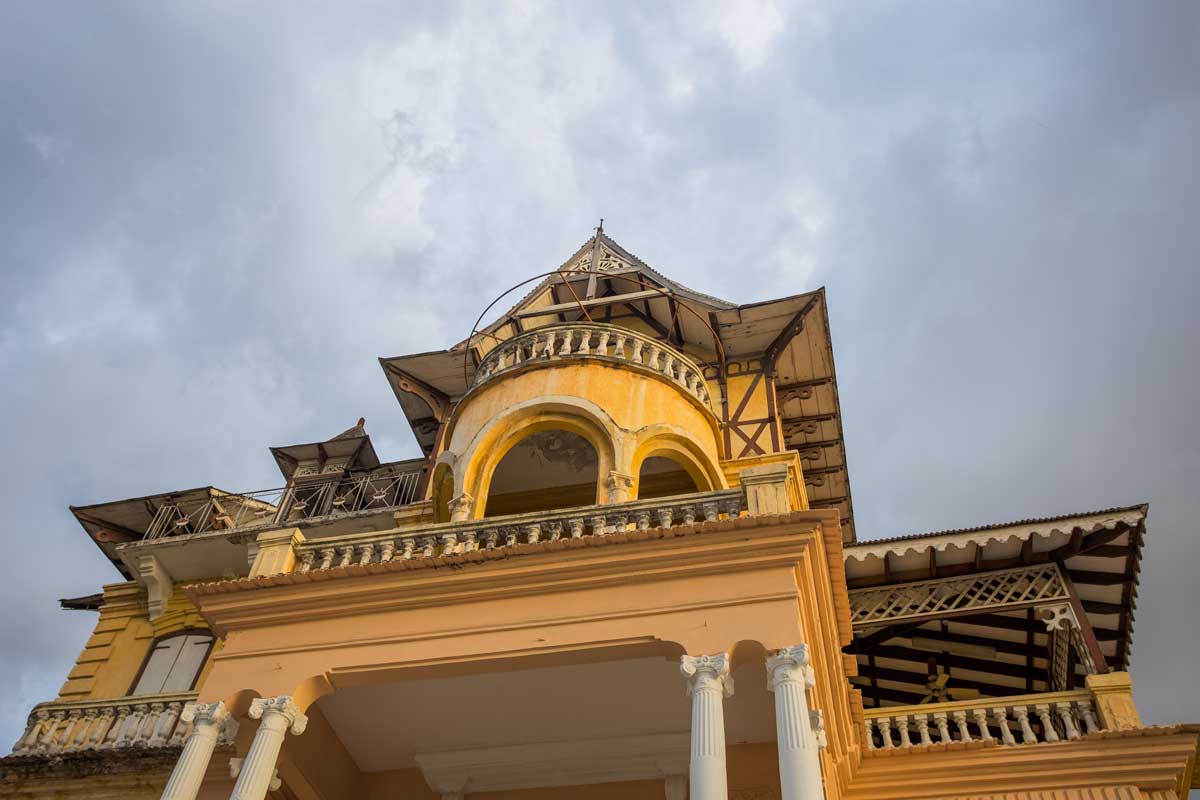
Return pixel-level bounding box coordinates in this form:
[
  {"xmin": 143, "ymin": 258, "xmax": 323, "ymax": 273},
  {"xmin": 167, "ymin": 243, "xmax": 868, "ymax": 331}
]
[
  {"xmin": 318, "ymin": 656, "xmax": 774, "ymax": 774},
  {"xmin": 843, "ymin": 505, "xmax": 1146, "ymax": 706}
]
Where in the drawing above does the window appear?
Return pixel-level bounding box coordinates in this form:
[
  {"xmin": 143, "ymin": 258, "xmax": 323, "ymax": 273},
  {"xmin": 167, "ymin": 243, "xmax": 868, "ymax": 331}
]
[{"xmin": 130, "ymin": 632, "xmax": 213, "ymax": 695}]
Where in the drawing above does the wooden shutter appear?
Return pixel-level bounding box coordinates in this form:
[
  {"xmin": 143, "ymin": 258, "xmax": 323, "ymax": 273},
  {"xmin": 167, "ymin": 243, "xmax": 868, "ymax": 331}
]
[{"xmin": 132, "ymin": 633, "xmax": 213, "ymax": 695}]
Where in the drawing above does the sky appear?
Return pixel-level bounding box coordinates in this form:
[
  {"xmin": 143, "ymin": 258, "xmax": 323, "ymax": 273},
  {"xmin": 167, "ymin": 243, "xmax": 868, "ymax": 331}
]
[{"xmin": 1, "ymin": 0, "xmax": 1198, "ymax": 760}]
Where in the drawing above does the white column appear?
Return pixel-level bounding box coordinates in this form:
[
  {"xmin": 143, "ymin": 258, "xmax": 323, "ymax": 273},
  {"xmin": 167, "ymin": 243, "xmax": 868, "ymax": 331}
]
[
  {"xmin": 680, "ymin": 653, "xmax": 733, "ymax": 800},
  {"xmin": 229, "ymin": 696, "xmax": 307, "ymax": 800},
  {"xmin": 766, "ymin": 645, "xmax": 826, "ymax": 800},
  {"xmin": 160, "ymin": 702, "xmax": 236, "ymax": 800}
]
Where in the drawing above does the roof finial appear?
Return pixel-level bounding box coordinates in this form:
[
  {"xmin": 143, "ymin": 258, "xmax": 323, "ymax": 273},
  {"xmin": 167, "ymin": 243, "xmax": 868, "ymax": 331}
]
[{"xmin": 596, "ymin": 218, "xmax": 604, "ymax": 237}]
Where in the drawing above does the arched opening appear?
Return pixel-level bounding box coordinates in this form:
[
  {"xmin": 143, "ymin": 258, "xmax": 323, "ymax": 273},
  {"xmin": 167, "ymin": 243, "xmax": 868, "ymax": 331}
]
[
  {"xmin": 636, "ymin": 455, "xmax": 701, "ymax": 500},
  {"xmin": 483, "ymin": 429, "xmax": 600, "ymax": 517}
]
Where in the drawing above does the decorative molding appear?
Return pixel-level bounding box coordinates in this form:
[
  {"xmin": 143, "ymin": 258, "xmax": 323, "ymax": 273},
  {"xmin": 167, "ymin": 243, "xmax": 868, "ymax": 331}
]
[
  {"xmin": 681, "ymin": 653, "xmax": 734, "ymax": 698},
  {"xmin": 415, "ymin": 733, "xmax": 689, "ymax": 793},
  {"xmin": 135, "ymin": 554, "xmax": 173, "ymax": 621},
  {"xmin": 849, "ymin": 564, "xmax": 1070, "ymax": 627},
  {"xmin": 247, "ymin": 696, "xmax": 307, "ymax": 736}
]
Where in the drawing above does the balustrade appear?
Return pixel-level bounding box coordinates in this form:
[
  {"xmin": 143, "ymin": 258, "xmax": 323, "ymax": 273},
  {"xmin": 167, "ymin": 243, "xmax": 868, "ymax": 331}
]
[
  {"xmin": 9, "ymin": 693, "xmax": 213, "ymax": 756},
  {"xmin": 294, "ymin": 488, "xmax": 745, "ymax": 573},
  {"xmin": 862, "ymin": 690, "xmax": 1103, "ymax": 750},
  {"xmin": 471, "ymin": 323, "xmax": 713, "ymax": 409}
]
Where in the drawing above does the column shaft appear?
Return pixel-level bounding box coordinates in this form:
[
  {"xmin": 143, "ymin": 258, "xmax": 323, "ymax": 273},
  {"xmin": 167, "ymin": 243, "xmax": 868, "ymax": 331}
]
[
  {"xmin": 160, "ymin": 703, "xmax": 234, "ymax": 800},
  {"xmin": 681, "ymin": 654, "xmax": 733, "ymax": 800},
  {"xmin": 229, "ymin": 697, "xmax": 307, "ymax": 800},
  {"xmin": 767, "ymin": 646, "xmax": 825, "ymax": 800}
]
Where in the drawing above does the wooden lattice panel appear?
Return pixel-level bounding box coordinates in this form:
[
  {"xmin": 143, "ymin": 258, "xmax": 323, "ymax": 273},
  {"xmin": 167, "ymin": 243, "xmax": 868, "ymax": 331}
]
[{"xmin": 849, "ymin": 564, "xmax": 1069, "ymax": 627}]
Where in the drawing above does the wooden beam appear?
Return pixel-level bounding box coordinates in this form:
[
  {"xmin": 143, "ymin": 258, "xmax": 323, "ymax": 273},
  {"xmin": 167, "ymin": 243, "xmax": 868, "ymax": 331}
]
[
  {"xmin": 854, "ymin": 663, "xmax": 1018, "ymax": 696},
  {"xmin": 513, "ymin": 289, "xmax": 664, "ymax": 319},
  {"xmin": 764, "ymin": 295, "xmax": 819, "ymax": 371},
  {"xmin": 1058, "ymin": 565, "xmax": 1110, "ymax": 673},
  {"xmin": 867, "ymin": 645, "xmax": 1033, "ymax": 680}
]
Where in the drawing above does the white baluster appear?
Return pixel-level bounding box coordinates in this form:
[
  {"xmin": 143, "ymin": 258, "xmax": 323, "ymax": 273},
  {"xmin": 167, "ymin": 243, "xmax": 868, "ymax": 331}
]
[
  {"xmin": 657, "ymin": 507, "xmax": 674, "ymax": 529},
  {"xmin": 635, "ymin": 510, "xmax": 652, "ymax": 531},
  {"xmin": 568, "ymin": 518, "xmax": 585, "ymax": 538},
  {"xmin": 993, "ymin": 707, "xmax": 1016, "ymax": 745},
  {"xmin": 1057, "ymin": 702, "xmax": 1080, "ymax": 740},
  {"xmin": 559, "ymin": 329, "xmax": 573, "ymax": 355},
  {"xmin": 1013, "ymin": 706, "xmax": 1037, "ymax": 743},
  {"xmin": 932, "ymin": 712, "xmax": 951, "ymax": 743},
  {"xmin": 915, "ymin": 714, "xmax": 932, "ymax": 746},
  {"xmin": 1076, "ymin": 699, "xmax": 1100, "ymax": 734},
  {"xmin": 877, "ymin": 717, "xmax": 894, "ymax": 749},
  {"xmin": 896, "ymin": 716, "xmax": 912, "ymax": 747},
  {"xmin": 379, "ymin": 541, "xmax": 396, "ymax": 562},
  {"xmin": 577, "ymin": 329, "xmax": 591, "ymax": 354},
  {"xmin": 596, "ymin": 330, "xmax": 610, "ymax": 354},
  {"xmin": 524, "ymin": 525, "xmax": 540, "ymax": 544},
  {"xmin": 356, "ymin": 544, "xmax": 374, "ymax": 566},
  {"xmin": 317, "ymin": 548, "xmax": 335, "ymax": 570},
  {"xmin": 864, "ymin": 719, "xmax": 876, "ymax": 750},
  {"xmin": 1035, "ymin": 704, "xmax": 1059, "ymax": 742},
  {"xmin": 972, "ymin": 707, "xmax": 994, "ymax": 742},
  {"xmin": 631, "ymin": 338, "xmax": 643, "ymax": 364},
  {"xmin": 614, "ymin": 335, "xmax": 626, "ymax": 358},
  {"xmin": 952, "ymin": 710, "xmax": 972, "ymax": 742}
]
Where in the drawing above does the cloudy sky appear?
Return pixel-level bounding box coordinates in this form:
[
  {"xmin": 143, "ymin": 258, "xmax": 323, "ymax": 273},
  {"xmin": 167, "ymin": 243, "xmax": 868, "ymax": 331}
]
[{"xmin": 2, "ymin": 0, "xmax": 1198, "ymax": 753}]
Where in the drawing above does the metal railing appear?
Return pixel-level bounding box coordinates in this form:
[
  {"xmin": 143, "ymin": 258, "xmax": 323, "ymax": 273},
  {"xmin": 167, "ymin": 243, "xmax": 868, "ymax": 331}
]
[
  {"xmin": 144, "ymin": 468, "xmax": 424, "ymax": 540},
  {"xmin": 294, "ymin": 487, "xmax": 747, "ymax": 571},
  {"xmin": 9, "ymin": 693, "xmax": 220, "ymax": 755},
  {"xmin": 472, "ymin": 323, "xmax": 713, "ymax": 410},
  {"xmin": 862, "ymin": 689, "xmax": 1102, "ymax": 750}
]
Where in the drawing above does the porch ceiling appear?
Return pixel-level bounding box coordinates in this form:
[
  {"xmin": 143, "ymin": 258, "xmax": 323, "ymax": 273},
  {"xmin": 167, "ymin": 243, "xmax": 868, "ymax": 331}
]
[{"xmin": 317, "ymin": 656, "xmax": 776, "ymax": 773}]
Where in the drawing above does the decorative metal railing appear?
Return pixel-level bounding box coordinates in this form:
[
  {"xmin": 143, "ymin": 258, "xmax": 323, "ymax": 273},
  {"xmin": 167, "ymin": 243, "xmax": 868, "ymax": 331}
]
[
  {"xmin": 9, "ymin": 693, "xmax": 223, "ymax": 755},
  {"xmin": 294, "ymin": 487, "xmax": 746, "ymax": 571},
  {"xmin": 471, "ymin": 323, "xmax": 713, "ymax": 409},
  {"xmin": 862, "ymin": 690, "xmax": 1102, "ymax": 750},
  {"xmin": 848, "ymin": 564, "xmax": 1070, "ymax": 628},
  {"xmin": 144, "ymin": 468, "xmax": 424, "ymax": 540}
]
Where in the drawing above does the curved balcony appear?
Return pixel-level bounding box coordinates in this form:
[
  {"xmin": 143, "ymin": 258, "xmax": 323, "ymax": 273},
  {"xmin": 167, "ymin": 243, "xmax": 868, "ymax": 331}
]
[{"xmin": 472, "ymin": 323, "xmax": 713, "ymax": 410}]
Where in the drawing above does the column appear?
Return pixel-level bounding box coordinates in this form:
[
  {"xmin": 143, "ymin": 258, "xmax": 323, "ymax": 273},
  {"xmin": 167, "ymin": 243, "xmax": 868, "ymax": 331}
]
[
  {"xmin": 766, "ymin": 645, "xmax": 825, "ymax": 800},
  {"xmin": 160, "ymin": 702, "xmax": 236, "ymax": 800},
  {"xmin": 680, "ymin": 653, "xmax": 733, "ymax": 800},
  {"xmin": 229, "ymin": 696, "xmax": 308, "ymax": 800}
]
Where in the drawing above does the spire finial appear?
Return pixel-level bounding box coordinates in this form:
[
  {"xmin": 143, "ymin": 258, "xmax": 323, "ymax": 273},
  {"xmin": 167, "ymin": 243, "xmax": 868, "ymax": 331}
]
[{"xmin": 596, "ymin": 218, "xmax": 604, "ymax": 237}]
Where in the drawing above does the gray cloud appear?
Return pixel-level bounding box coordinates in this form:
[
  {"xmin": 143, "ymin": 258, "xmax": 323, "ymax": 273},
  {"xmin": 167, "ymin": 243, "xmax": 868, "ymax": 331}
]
[{"xmin": 1, "ymin": 0, "xmax": 1197, "ymax": 756}]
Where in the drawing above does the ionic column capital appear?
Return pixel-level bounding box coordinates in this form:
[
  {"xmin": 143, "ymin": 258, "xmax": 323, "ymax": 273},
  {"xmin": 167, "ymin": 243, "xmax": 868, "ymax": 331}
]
[
  {"xmin": 680, "ymin": 653, "xmax": 734, "ymax": 698},
  {"xmin": 248, "ymin": 696, "xmax": 307, "ymax": 736},
  {"xmin": 766, "ymin": 645, "xmax": 815, "ymax": 690}
]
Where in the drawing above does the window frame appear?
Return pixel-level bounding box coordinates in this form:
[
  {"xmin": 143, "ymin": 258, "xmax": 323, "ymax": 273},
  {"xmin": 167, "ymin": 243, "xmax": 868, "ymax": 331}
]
[{"xmin": 127, "ymin": 629, "xmax": 215, "ymax": 696}]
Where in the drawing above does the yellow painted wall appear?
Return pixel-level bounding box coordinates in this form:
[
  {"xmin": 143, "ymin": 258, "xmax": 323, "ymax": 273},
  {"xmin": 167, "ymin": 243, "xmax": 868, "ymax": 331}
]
[{"xmin": 57, "ymin": 582, "xmax": 217, "ymax": 701}]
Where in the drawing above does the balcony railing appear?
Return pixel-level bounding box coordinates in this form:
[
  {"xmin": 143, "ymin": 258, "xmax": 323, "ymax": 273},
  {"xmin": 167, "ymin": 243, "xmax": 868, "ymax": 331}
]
[
  {"xmin": 472, "ymin": 323, "xmax": 713, "ymax": 409},
  {"xmin": 294, "ymin": 487, "xmax": 746, "ymax": 571},
  {"xmin": 144, "ymin": 467, "xmax": 424, "ymax": 540},
  {"xmin": 8, "ymin": 693, "xmax": 223, "ymax": 756},
  {"xmin": 862, "ymin": 689, "xmax": 1103, "ymax": 750}
]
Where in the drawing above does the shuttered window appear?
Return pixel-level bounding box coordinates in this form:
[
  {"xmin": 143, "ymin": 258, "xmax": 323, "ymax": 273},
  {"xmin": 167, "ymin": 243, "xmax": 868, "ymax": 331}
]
[{"xmin": 131, "ymin": 633, "xmax": 213, "ymax": 695}]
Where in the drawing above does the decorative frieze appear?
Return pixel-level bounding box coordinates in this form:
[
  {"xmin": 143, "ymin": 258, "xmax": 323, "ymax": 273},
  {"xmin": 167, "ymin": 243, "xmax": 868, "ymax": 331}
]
[{"xmin": 848, "ymin": 564, "xmax": 1071, "ymax": 628}]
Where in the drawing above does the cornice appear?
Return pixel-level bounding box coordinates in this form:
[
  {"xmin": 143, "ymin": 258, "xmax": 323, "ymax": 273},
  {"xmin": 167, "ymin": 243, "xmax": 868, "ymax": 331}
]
[{"xmin": 186, "ymin": 511, "xmax": 836, "ymax": 636}]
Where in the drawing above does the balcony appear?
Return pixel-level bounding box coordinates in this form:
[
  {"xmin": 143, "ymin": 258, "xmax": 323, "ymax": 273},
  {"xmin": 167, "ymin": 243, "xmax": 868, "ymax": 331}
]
[
  {"xmin": 292, "ymin": 487, "xmax": 747, "ymax": 571},
  {"xmin": 863, "ymin": 688, "xmax": 1106, "ymax": 750},
  {"xmin": 471, "ymin": 322, "xmax": 713, "ymax": 410},
  {"xmin": 143, "ymin": 466, "xmax": 425, "ymax": 541},
  {"xmin": 8, "ymin": 692, "xmax": 221, "ymax": 756}
]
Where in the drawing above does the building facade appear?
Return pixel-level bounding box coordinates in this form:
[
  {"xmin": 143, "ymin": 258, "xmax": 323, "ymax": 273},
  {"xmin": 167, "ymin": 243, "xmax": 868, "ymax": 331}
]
[{"xmin": 2, "ymin": 232, "xmax": 1196, "ymax": 800}]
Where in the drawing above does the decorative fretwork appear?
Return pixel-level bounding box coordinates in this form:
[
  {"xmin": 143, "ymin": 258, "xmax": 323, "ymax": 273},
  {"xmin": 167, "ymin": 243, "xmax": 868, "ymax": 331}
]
[
  {"xmin": 144, "ymin": 467, "xmax": 423, "ymax": 540},
  {"xmin": 8, "ymin": 693, "xmax": 233, "ymax": 756},
  {"xmin": 294, "ymin": 487, "xmax": 746, "ymax": 572},
  {"xmin": 862, "ymin": 689, "xmax": 1102, "ymax": 750},
  {"xmin": 849, "ymin": 564, "xmax": 1070, "ymax": 628},
  {"xmin": 472, "ymin": 323, "xmax": 712, "ymax": 409}
]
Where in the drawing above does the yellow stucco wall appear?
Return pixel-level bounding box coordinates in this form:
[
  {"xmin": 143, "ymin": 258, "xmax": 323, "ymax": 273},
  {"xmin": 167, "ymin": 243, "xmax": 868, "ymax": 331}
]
[
  {"xmin": 441, "ymin": 360, "xmax": 725, "ymax": 516},
  {"xmin": 57, "ymin": 582, "xmax": 217, "ymax": 702}
]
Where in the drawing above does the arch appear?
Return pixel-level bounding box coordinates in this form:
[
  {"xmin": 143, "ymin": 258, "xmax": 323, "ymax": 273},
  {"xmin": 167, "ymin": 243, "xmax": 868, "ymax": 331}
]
[
  {"xmin": 452, "ymin": 396, "xmax": 623, "ymax": 517},
  {"xmin": 483, "ymin": 429, "xmax": 600, "ymax": 517},
  {"xmin": 629, "ymin": 426, "xmax": 725, "ymax": 500}
]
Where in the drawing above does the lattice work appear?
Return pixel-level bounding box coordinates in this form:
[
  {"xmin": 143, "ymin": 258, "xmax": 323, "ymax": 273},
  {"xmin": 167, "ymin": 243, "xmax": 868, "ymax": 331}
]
[{"xmin": 849, "ymin": 564, "xmax": 1069, "ymax": 627}]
